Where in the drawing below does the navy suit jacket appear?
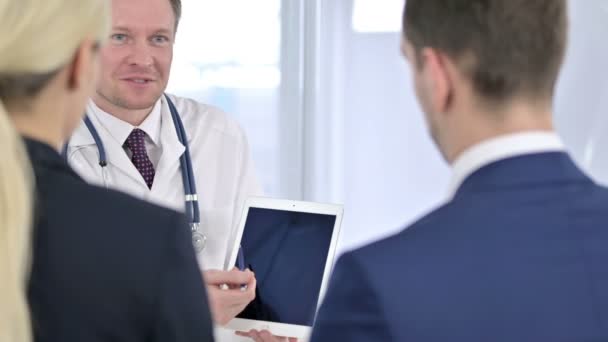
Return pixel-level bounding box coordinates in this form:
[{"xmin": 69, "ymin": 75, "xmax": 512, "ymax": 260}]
[
  {"xmin": 25, "ymin": 138, "xmax": 214, "ymax": 342},
  {"xmin": 311, "ymin": 152, "xmax": 608, "ymax": 341}
]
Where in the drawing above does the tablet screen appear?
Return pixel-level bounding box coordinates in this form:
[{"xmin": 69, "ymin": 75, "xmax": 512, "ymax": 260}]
[{"xmin": 235, "ymin": 207, "xmax": 336, "ymax": 326}]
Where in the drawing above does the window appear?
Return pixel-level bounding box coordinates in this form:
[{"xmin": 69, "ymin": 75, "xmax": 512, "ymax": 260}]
[
  {"xmin": 168, "ymin": 0, "xmax": 283, "ymax": 195},
  {"xmin": 351, "ymin": 0, "xmax": 403, "ymax": 33}
]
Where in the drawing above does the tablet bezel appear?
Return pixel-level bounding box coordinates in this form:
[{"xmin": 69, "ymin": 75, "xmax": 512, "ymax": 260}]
[{"xmin": 224, "ymin": 197, "xmax": 344, "ymax": 338}]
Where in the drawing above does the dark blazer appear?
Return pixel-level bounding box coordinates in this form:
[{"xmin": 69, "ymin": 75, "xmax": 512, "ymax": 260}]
[
  {"xmin": 311, "ymin": 152, "xmax": 608, "ymax": 341},
  {"xmin": 25, "ymin": 138, "xmax": 214, "ymax": 342}
]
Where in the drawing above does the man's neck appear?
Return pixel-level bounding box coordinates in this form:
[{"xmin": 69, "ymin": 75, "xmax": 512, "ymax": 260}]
[
  {"xmin": 445, "ymin": 101, "xmax": 555, "ymax": 163},
  {"xmin": 8, "ymin": 92, "xmax": 67, "ymax": 151},
  {"xmin": 11, "ymin": 110, "xmax": 65, "ymax": 151},
  {"xmin": 92, "ymin": 95, "xmax": 155, "ymax": 126}
]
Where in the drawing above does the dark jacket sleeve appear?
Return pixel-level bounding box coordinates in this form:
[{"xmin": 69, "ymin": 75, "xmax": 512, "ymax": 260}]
[
  {"xmin": 151, "ymin": 213, "xmax": 215, "ymax": 342},
  {"xmin": 310, "ymin": 251, "xmax": 391, "ymax": 342}
]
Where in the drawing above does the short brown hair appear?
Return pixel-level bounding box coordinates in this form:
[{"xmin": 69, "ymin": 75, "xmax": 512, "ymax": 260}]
[
  {"xmin": 403, "ymin": 0, "xmax": 568, "ymax": 102},
  {"xmin": 169, "ymin": 0, "xmax": 182, "ymax": 29}
]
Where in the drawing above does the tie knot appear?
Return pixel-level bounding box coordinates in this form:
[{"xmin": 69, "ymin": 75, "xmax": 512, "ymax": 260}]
[{"xmin": 125, "ymin": 128, "xmax": 147, "ymax": 149}]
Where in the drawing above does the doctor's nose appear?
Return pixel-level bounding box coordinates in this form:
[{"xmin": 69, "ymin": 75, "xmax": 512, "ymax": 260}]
[{"xmin": 126, "ymin": 41, "xmax": 154, "ymax": 67}]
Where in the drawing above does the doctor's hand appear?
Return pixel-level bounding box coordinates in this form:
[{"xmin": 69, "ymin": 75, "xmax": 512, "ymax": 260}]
[
  {"xmin": 235, "ymin": 330, "xmax": 298, "ymax": 342},
  {"xmin": 203, "ymin": 268, "xmax": 256, "ymax": 325}
]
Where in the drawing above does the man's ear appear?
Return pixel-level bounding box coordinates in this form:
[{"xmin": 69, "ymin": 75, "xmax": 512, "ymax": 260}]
[
  {"xmin": 419, "ymin": 47, "xmax": 453, "ymax": 115},
  {"xmin": 66, "ymin": 39, "xmax": 97, "ymax": 91}
]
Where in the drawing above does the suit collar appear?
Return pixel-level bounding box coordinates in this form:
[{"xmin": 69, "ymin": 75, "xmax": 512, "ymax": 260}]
[
  {"xmin": 453, "ymin": 152, "xmax": 592, "ymax": 199},
  {"xmin": 448, "ymin": 132, "xmax": 565, "ymax": 198},
  {"xmin": 24, "ymin": 137, "xmax": 82, "ymax": 181}
]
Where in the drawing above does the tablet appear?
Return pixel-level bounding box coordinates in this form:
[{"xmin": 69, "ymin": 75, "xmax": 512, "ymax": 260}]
[{"xmin": 225, "ymin": 197, "xmax": 343, "ymax": 338}]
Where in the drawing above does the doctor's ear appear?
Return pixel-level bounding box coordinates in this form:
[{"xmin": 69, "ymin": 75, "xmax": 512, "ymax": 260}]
[
  {"xmin": 419, "ymin": 47, "xmax": 454, "ymax": 115},
  {"xmin": 66, "ymin": 38, "xmax": 99, "ymax": 92}
]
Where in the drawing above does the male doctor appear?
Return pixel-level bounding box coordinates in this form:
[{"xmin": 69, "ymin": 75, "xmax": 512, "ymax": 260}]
[{"xmin": 64, "ymin": 0, "xmax": 259, "ymax": 325}]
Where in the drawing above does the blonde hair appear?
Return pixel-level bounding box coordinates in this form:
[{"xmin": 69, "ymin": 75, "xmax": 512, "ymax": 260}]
[
  {"xmin": 0, "ymin": 103, "xmax": 32, "ymax": 342},
  {"xmin": 0, "ymin": 1, "xmax": 109, "ymax": 341}
]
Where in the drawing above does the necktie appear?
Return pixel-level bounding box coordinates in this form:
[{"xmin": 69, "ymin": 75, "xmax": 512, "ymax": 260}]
[{"xmin": 124, "ymin": 129, "xmax": 155, "ymax": 189}]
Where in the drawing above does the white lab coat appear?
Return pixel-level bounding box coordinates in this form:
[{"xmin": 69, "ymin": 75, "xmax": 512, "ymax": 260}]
[{"xmin": 66, "ymin": 94, "xmax": 262, "ymax": 270}]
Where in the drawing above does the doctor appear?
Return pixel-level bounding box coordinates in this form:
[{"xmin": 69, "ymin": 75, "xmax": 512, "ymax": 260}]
[{"xmin": 64, "ymin": 0, "xmax": 260, "ymax": 325}]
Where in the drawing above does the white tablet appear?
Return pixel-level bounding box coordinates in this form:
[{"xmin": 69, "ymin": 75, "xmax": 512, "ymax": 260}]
[{"xmin": 224, "ymin": 197, "xmax": 343, "ymax": 339}]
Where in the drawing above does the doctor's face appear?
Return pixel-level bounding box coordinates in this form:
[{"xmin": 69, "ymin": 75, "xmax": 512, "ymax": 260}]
[{"xmin": 94, "ymin": 0, "xmax": 175, "ymax": 113}]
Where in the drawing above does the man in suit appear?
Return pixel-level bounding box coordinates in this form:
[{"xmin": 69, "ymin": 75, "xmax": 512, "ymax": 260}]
[{"xmin": 311, "ymin": 1, "xmax": 608, "ymax": 341}]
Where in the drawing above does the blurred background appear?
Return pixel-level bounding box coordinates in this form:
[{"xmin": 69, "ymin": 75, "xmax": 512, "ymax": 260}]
[{"xmin": 167, "ymin": 0, "xmax": 608, "ymax": 256}]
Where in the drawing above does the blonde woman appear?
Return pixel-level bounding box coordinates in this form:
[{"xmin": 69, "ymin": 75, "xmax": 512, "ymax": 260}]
[{"xmin": 0, "ymin": 0, "xmax": 214, "ymax": 341}]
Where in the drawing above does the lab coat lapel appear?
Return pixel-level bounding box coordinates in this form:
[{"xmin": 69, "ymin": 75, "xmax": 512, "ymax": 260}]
[
  {"xmin": 69, "ymin": 120, "xmax": 95, "ymax": 147},
  {"xmin": 85, "ymin": 112, "xmax": 149, "ymax": 188},
  {"xmin": 151, "ymin": 98, "xmax": 186, "ymax": 194}
]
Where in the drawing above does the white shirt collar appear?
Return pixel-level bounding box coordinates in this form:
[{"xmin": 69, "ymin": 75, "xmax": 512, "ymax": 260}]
[
  {"xmin": 87, "ymin": 99, "xmax": 162, "ymax": 146},
  {"xmin": 447, "ymin": 131, "xmax": 566, "ymax": 198}
]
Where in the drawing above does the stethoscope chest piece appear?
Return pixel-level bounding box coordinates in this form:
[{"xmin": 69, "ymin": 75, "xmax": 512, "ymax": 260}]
[{"xmin": 191, "ymin": 223, "xmax": 206, "ymax": 254}]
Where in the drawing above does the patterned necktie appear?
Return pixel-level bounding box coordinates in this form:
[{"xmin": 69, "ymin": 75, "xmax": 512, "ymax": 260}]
[{"xmin": 124, "ymin": 128, "xmax": 155, "ymax": 189}]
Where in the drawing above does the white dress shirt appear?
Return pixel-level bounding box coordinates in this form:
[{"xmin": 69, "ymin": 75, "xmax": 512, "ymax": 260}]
[
  {"xmin": 88, "ymin": 100, "xmax": 163, "ymax": 167},
  {"xmin": 447, "ymin": 131, "xmax": 566, "ymax": 199},
  {"xmin": 66, "ymin": 94, "xmax": 262, "ymax": 270}
]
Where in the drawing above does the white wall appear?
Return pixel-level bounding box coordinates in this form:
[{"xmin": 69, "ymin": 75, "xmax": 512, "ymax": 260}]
[
  {"xmin": 555, "ymin": 0, "xmax": 608, "ymax": 185},
  {"xmin": 336, "ymin": 31, "xmax": 450, "ymax": 251},
  {"xmin": 309, "ymin": 0, "xmax": 608, "ymax": 255},
  {"xmin": 307, "ymin": 0, "xmax": 449, "ymax": 254}
]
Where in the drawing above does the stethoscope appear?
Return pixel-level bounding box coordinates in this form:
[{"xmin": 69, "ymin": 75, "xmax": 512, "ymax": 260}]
[{"xmin": 64, "ymin": 94, "xmax": 207, "ymax": 254}]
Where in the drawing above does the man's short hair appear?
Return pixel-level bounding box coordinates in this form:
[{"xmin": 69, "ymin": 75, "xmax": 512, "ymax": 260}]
[
  {"xmin": 403, "ymin": 0, "xmax": 568, "ymax": 102},
  {"xmin": 170, "ymin": 0, "xmax": 182, "ymax": 29}
]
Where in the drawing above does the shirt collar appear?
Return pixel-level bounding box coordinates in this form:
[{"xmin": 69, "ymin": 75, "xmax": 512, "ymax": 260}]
[
  {"xmin": 447, "ymin": 131, "xmax": 566, "ymax": 199},
  {"xmin": 86, "ymin": 99, "xmax": 162, "ymax": 146}
]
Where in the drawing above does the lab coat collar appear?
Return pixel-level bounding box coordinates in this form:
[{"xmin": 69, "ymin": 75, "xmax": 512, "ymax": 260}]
[
  {"xmin": 137, "ymin": 101, "xmax": 162, "ymax": 146},
  {"xmin": 88, "ymin": 101, "xmax": 134, "ymax": 147},
  {"xmin": 70, "ymin": 100, "xmax": 162, "ymax": 147},
  {"xmin": 69, "ymin": 113, "xmax": 95, "ymax": 147},
  {"xmin": 68, "ymin": 97, "xmax": 186, "ymax": 191},
  {"xmin": 91, "ymin": 100, "xmax": 162, "ymax": 147},
  {"xmin": 150, "ymin": 96, "xmax": 186, "ymax": 194},
  {"xmin": 77, "ymin": 103, "xmax": 150, "ymax": 187}
]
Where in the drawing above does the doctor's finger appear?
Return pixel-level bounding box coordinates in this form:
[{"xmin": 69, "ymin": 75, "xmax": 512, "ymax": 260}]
[
  {"xmin": 258, "ymin": 330, "xmax": 296, "ymax": 342},
  {"xmin": 243, "ymin": 271, "xmax": 257, "ymax": 289},
  {"xmin": 259, "ymin": 330, "xmax": 284, "ymax": 341},
  {"xmin": 204, "ymin": 269, "xmax": 255, "ymax": 285},
  {"xmin": 238, "ymin": 330, "xmax": 263, "ymax": 342},
  {"xmin": 212, "ymin": 286, "xmax": 255, "ymax": 306}
]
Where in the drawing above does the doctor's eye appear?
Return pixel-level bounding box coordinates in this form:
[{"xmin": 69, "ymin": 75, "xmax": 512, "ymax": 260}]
[
  {"xmin": 151, "ymin": 35, "xmax": 170, "ymax": 45},
  {"xmin": 110, "ymin": 33, "xmax": 128, "ymax": 43}
]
